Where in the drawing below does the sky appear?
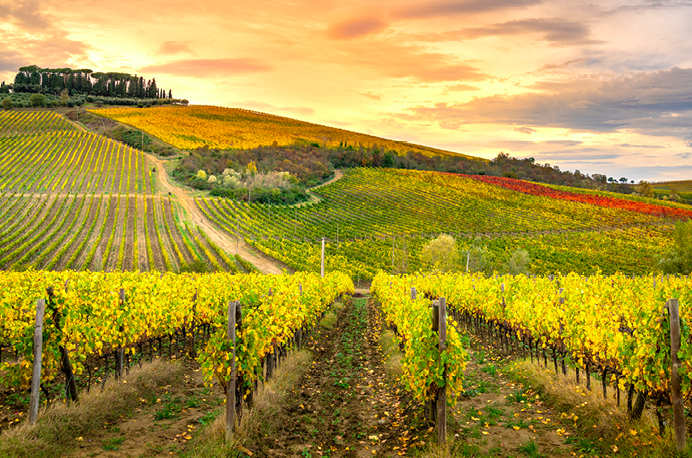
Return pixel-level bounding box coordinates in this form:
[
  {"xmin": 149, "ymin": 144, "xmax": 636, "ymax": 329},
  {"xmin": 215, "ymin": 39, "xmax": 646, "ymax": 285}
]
[{"xmin": 1, "ymin": 0, "xmax": 692, "ymax": 181}]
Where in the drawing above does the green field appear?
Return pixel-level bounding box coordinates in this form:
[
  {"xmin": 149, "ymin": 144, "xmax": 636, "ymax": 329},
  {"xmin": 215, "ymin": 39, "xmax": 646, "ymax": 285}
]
[
  {"xmin": 196, "ymin": 168, "xmax": 677, "ymax": 279},
  {"xmin": 0, "ymin": 110, "xmax": 242, "ymax": 272}
]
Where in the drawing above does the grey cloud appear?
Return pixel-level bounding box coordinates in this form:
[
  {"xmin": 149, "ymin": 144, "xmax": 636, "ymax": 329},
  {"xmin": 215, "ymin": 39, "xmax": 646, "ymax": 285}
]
[
  {"xmin": 513, "ymin": 126, "xmax": 536, "ymax": 135},
  {"xmin": 0, "ymin": 32, "xmax": 90, "ymax": 73},
  {"xmin": 401, "ymin": 67, "xmax": 692, "ymax": 137},
  {"xmin": 455, "ymin": 18, "xmax": 601, "ymax": 45},
  {"xmin": 539, "ymin": 58, "xmax": 590, "ymax": 71},
  {"xmin": 543, "ymin": 140, "xmax": 583, "ymax": 146},
  {"xmin": 677, "ymin": 152, "xmax": 692, "ymax": 159},
  {"xmin": 394, "ymin": 0, "xmax": 540, "ymax": 19},
  {"xmin": 533, "ymin": 149, "xmax": 619, "ymax": 161},
  {"xmin": 618, "ymin": 143, "xmax": 664, "ymax": 148}
]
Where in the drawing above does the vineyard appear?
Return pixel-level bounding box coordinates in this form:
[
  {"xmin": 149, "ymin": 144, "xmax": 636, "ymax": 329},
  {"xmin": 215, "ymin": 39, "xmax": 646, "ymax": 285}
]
[
  {"xmin": 196, "ymin": 168, "xmax": 678, "ymax": 280},
  {"xmin": 0, "ymin": 270, "xmax": 351, "ymax": 392},
  {"xmin": 88, "ymin": 105, "xmax": 478, "ymax": 158},
  {"xmin": 371, "ymin": 271, "xmax": 692, "ymax": 454},
  {"xmin": 375, "ymin": 271, "xmax": 692, "ymax": 400},
  {"xmin": 0, "ymin": 110, "xmax": 243, "ymax": 272}
]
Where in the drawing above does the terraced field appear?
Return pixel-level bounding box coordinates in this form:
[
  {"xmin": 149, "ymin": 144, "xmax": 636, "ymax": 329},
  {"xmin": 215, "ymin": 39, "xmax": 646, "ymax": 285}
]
[
  {"xmin": 0, "ymin": 110, "xmax": 243, "ymax": 272},
  {"xmin": 197, "ymin": 168, "xmax": 679, "ymax": 279}
]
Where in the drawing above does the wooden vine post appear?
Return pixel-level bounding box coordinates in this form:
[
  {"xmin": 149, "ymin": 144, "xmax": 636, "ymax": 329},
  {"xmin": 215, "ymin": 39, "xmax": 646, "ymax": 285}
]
[
  {"xmin": 437, "ymin": 297, "xmax": 448, "ymax": 446},
  {"xmin": 667, "ymin": 298, "xmax": 686, "ymax": 452},
  {"xmin": 429, "ymin": 300, "xmax": 439, "ymax": 423},
  {"xmin": 226, "ymin": 300, "xmax": 241, "ymax": 443},
  {"xmin": 320, "ymin": 237, "xmax": 325, "ymax": 278},
  {"xmin": 116, "ymin": 289, "xmax": 125, "ymax": 379},
  {"xmin": 189, "ymin": 292, "xmax": 198, "ymax": 358},
  {"xmin": 29, "ymin": 298, "xmax": 46, "ymax": 425},
  {"xmin": 47, "ymin": 286, "xmax": 79, "ymax": 402}
]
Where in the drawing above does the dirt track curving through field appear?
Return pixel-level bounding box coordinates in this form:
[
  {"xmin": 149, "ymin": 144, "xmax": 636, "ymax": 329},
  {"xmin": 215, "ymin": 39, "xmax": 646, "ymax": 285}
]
[{"xmin": 146, "ymin": 154, "xmax": 288, "ymax": 274}]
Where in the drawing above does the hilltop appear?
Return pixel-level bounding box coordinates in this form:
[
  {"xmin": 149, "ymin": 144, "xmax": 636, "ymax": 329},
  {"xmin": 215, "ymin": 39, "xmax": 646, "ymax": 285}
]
[{"xmin": 89, "ymin": 104, "xmax": 478, "ymax": 158}]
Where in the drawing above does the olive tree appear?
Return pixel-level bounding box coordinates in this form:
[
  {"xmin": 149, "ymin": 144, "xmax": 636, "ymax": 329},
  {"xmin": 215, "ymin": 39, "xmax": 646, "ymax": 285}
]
[{"xmin": 420, "ymin": 234, "xmax": 460, "ymax": 273}]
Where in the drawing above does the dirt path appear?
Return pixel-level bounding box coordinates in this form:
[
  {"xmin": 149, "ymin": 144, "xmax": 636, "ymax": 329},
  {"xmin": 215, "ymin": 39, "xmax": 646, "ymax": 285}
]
[
  {"xmin": 294, "ymin": 169, "xmax": 344, "ymax": 207},
  {"xmin": 146, "ymin": 155, "xmax": 285, "ymax": 274},
  {"xmin": 246, "ymin": 296, "xmax": 414, "ymax": 457}
]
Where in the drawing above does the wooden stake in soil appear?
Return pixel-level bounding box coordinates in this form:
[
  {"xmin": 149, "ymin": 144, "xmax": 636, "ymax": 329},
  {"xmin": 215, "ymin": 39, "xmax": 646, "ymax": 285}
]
[
  {"xmin": 429, "ymin": 300, "xmax": 439, "ymax": 424},
  {"xmin": 29, "ymin": 298, "xmax": 46, "ymax": 425},
  {"xmin": 437, "ymin": 297, "xmax": 447, "ymax": 446},
  {"xmin": 226, "ymin": 300, "xmax": 240, "ymax": 443},
  {"xmin": 116, "ymin": 289, "xmax": 125, "ymax": 379},
  {"xmin": 46, "ymin": 286, "xmax": 79, "ymax": 402},
  {"xmin": 320, "ymin": 237, "xmax": 325, "ymax": 278},
  {"xmin": 667, "ymin": 298, "xmax": 686, "ymax": 451}
]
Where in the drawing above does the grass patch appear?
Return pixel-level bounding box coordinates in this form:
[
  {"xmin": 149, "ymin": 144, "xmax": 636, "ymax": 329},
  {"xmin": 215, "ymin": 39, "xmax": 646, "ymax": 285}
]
[
  {"xmin": 379, "ymin": 329, "xmax": 403, "ymax": 382},
  {"xmin": 102, "ymin": 436, "xmax": 126, "ymax": 451},
  {"xmin": 319, "ymin": 311, "xmax": 337, "ymax": 329},
  {"xmin": 517, "ymin": 438, "xmax": 545, "ymax": 458},
  {"xmin": 507, "ymin": 359, "xmax": 692, "ymax": 458},
  {"xmin": 182, "ymin": 349, "xmax": 313, "ymax": 458},
  {"xmin": 0, "ymin": 359, "xmax": 183, "ymax": 458}
]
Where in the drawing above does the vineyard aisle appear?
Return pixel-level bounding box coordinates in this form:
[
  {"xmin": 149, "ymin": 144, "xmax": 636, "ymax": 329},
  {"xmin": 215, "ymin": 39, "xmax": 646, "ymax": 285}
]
[
  {"xmin": 238, "ymin": 295, "xmax": 587, "ymax": 458},
  {"xmin": 242, "ymin": 295, "xmax": 415, "ymax": 457},
  {"xmin": 146, "ymin": 154, "xmax": 288, "ymax": 274}
]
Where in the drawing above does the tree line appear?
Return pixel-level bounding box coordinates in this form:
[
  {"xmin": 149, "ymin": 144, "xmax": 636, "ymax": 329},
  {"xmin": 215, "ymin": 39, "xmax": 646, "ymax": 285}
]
[
  {"xmin": 2, "ymin": 65, "xmax": 172, "ymax": 99},
  {"xmin": 176, "ymin": 143, "xmax": 642, "ymax": 196}
]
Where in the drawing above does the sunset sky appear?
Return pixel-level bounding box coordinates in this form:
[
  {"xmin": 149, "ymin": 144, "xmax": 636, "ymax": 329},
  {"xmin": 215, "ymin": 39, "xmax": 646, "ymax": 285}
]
[{"xmin": 1, "ymin": 0, "xmax": 691, "ymax": 181}]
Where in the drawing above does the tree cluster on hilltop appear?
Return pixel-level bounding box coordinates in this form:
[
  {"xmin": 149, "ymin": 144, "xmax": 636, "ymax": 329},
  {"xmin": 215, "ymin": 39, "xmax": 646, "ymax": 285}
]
[{"xmin": 9, "ymin": 65, "xmax": 171, "ymax": 99}]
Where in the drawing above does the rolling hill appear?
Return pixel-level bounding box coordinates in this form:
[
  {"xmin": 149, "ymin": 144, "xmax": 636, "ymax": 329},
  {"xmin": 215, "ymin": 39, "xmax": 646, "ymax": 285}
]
[{"xmin": 89, "ymin": 105, "xmax": 482, "ymax": 159}]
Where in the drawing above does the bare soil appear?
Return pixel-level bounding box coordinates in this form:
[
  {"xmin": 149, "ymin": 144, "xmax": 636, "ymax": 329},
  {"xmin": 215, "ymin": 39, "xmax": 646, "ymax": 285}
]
[
  {"xmin": 146, "ymin": 196, "xmax": 165, "ymax": 271},
  {"xmin": 121, "ymin": 196, "xmax": 135, "ymax": 271},
  {"xmin": 162, "ymin": 197, "xmax": 193, "ymax": 265},
  {"xmin": 73, "ymin": 196, "xmax": 111, "ymax": 269},
  {"xmin": 136, "ymin": 197, "xmax": 149, "ymax": 271},
  {"xmin": 104, "ymin": 196, "xmax": 126, "ymax": 271},
  {"xmin": 243, "ymin": 297, "xmax": 420, "ymax": 458}
]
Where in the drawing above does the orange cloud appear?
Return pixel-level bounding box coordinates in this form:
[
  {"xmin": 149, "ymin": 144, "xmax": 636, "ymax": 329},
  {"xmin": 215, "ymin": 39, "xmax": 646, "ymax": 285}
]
[
  {"xmin": 158, "ymin": 41, "xmax": 195, "ymax": 55},
  {"xmin": 326, "ymin": 17, "xmax": 387, "ymax": 40},
  {"xmin": 140, "ymin": 58, "xmax": 275, "ymax": 77}
]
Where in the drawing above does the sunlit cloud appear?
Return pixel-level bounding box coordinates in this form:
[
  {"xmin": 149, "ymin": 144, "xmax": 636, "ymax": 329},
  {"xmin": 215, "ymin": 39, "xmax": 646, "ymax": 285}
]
[
  {"xmin": 140, "ymin": 58, "xmax": 275, "ymax": 78},
  {"xmin": 158, "ymin": 41, "xmax": 195, "ymax": 56},
  {"xmin": 326, "ymin": 17, "xmax": 388, "ymax": 40},
  {"xmin": 0, "ymin": 0, "xmax": 51, "ymax": 31}
]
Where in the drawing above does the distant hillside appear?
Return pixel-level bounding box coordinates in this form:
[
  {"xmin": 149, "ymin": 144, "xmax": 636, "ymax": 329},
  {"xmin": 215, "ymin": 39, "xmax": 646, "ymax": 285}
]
[
  {"xmin": 89, "ymin": 105, "xmax": 481, "ymax": 159},
  {"xmin": 198, "ymin": 168, "xmax": 676, "ymax": 280},
  {"xmin": 650, "ymin": 180, "xmax": 692, "ymax": 205}
]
